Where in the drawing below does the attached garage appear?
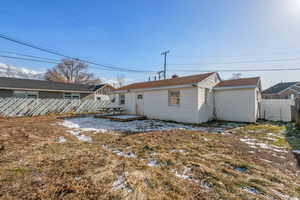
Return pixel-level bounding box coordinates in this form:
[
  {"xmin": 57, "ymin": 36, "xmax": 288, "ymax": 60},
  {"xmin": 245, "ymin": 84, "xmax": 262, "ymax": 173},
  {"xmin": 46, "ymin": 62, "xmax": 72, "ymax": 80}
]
[{"xmin": 214, "ymin": 77, "xmax": 262, "ymax": 123}]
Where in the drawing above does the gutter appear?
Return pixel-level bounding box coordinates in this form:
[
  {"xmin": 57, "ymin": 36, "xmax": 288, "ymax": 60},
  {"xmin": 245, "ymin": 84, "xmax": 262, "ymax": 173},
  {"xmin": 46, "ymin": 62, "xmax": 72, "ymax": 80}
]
[{"xmin": 213, "ymin": 85, "xmax": 257, "ymax": 91}]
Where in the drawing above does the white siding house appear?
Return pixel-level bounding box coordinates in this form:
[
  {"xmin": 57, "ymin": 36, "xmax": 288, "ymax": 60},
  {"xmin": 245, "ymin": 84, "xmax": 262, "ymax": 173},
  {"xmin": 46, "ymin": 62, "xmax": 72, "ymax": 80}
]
[
  {"xmin": 214, "ymin": 77, "xmax": 262, "ymax": 123},
  {"xmin": 114, "ymin": 73, "xmax": 261, "ymax": 123}
]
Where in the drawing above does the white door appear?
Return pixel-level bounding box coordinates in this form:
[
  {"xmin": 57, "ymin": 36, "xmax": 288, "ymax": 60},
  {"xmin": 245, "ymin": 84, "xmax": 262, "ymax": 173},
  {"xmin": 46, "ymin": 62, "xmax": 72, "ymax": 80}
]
[{"xmin": 136, "ymin": 94, "xmax": 144, "ymax": 115}]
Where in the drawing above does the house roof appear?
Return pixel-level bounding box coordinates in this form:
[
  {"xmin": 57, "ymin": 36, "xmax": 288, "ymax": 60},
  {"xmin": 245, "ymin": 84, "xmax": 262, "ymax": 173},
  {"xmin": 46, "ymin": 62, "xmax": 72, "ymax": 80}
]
[
  {"xmin": 215, "ymin": 77, "xmax": 260, "ymax": 88},
  {"xmin": 0, "ymin": 77, "xmax": 103, "ymax": 93},
  {"xmin": 263, "ymin": 82, "xmax": 299, "ymax": 94},
  {"xmin": 115, "ymin": 72, "xmax": 216, "ymax": 91}
]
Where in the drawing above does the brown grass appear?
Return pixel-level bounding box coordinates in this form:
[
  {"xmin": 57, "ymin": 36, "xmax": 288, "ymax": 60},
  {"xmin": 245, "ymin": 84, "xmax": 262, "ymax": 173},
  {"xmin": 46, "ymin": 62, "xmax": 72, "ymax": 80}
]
[{"xmin": 0, "ymin": 116, "xmax": 299, "ymax": 200}]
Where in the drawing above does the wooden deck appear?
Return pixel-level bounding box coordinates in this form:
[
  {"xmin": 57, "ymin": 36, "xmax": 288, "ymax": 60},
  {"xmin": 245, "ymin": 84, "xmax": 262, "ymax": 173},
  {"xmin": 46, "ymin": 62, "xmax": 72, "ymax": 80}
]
[{"xmin": 94, "ymin": 114, "xmax": 146, "ymax": 122}]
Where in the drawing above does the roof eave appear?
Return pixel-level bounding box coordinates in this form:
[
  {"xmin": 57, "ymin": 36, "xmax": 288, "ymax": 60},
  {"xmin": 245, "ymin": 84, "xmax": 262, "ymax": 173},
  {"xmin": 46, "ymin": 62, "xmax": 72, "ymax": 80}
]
[
  {"xmin": 0, "ymin": 87, "xmax": 93, "ymax": 93},
  {"xmin": 214, "ymin": 85, "xmax": 257, "ymax": 90}
]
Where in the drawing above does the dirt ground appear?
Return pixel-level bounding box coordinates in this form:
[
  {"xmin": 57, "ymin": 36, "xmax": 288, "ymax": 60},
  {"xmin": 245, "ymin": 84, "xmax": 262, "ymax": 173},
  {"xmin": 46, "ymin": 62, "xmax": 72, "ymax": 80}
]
[{"xmin": 0, "ymin": 116, "xmax": 300, "ymax": 200}]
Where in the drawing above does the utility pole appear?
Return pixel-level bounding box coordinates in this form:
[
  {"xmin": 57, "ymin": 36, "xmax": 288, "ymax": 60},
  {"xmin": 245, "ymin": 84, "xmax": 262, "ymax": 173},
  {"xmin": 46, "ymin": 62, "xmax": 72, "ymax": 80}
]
[
  {"xmin": 161, "ymin": 50, "xmax": 170, "ymax": 79},
  {"xmin": 157, "ymin": 70, "xmax": 164, "ymax": 80}
]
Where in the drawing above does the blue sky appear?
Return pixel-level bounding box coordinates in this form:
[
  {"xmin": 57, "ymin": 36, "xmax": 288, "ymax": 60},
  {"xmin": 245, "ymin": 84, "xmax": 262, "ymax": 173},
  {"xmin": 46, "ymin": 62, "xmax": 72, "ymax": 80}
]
[{"xmin": 0, "ymin": 0, "xmax": 300, "ymax": 88}]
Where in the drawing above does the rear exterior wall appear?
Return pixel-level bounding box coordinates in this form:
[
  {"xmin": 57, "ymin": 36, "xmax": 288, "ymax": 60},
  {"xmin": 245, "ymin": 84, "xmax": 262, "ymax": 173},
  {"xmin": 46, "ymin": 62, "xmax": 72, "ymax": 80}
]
[{"xmin": 214, "ymin": 88, "xmax": 257, "ymax": 122}]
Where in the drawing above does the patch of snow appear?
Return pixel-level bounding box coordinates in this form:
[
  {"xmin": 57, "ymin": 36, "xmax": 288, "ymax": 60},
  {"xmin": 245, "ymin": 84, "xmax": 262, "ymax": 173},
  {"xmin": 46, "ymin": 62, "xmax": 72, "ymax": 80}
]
[
  {"xmin": 174, "ymin": 167, "xmax": 192, "ymax": 179},
  {"xmin": 101, "ymin": 145, "xmax": 137, "ymax": 158},
  {"xmin": 112, "ymin": 173, "xmax": 133, "ymax": 193},
  {"xmin": 201, "ymin": 181, "xmax": 213, "ymax": 189},
  {"xmin": 111, "ymin": 115, "xmax": 141, "ymax": 119},
  {"xmin": 81, "ymin": 128, "xmax": 108, "ymax": 133},
  {"xmin": 260, "ymin": 159, "xmax": 272, "ymax": 163},
  {"xmin": 112, "ymin": 149, "xmax": 137, "ymax": 158},
  {"xmin": 170, "ymin": 149, "xmax": 186, "ymax": 153},
  {"xmin": 293, "ymin": 150, "xmax": 300, "ymax": 154},
  {"xmin": 60, "ymin": 121, "xmax": 80, "ymax": 129},
  {"xmin": 77, "ymin": 135, "xmax": 92, "ymax": 142},
  {"xmin": 147, "ymin": 159, "xmax": 160, "ymax": 167},
  {"xmin": 66, "ymin": 130, "xmax": 92, "ymax": 142},
  {"xmin": 241, "ymin": 186, "xmax": 261, "ymax": 195},
  {"xmin": 267, "ymin": 133, "xmax": 277, "ymax": 137},
  {"xmin": 240, "ymin": 138, "xmax": 287, "ymax": 153},
  {"xmin": 58, "ymin": 136, "xmax": 67, "ymax": 143},
  {"xmin": 272, "ymin": 190, "xmax": 299, "ymax": 200},
  {"xmin": 174, "ymin": 171, "xmax": 189, "ymax": 179},
  {"xmin": 234, "ymin": 167, "xmax": 247, "ymax": 172},
  {"xmin": 59, "ymin": 117, "xmax": 227, "ymax": 134}
]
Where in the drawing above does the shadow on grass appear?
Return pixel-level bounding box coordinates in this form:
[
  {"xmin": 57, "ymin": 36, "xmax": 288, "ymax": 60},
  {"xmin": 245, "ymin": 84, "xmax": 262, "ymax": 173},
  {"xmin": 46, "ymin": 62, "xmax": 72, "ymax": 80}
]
[
  {"xmin": 267, "ymin": 120, "xmax": 300, "ymax": 167},
  {"xmin": 285, "ymin": 123, "xmax": 300, "ymax": 167}
]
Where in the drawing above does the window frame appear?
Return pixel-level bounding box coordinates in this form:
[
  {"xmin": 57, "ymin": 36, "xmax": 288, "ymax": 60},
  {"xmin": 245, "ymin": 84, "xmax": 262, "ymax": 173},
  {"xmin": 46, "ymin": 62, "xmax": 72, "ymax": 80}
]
[
  {"xmin": 168, "ymin": 90, "xmax": 180, "ymax": 106},
  {"xmin": 63, "ymin": 93, "xmax": 80, "ymax": 100},
  {"xmin": 14, "ymin": 90, "xmax": 39, "ymax": 99},
  {"xmin": 119, "ymin": 94, "xmax": 125, "ymax": 105},
  {"xmin": 137, "ymin": 94, "xmax": 143, "ymax": 100}
]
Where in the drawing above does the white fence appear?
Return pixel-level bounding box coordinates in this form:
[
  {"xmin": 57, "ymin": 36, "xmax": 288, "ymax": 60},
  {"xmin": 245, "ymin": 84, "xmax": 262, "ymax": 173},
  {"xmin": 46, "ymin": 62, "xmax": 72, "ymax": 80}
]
[
  {"xmin": 260, "ymin": 99, "xmax": 294, "ymax": 122},
  {"xmin": 0, "ymin": 98, "xmax": 111, "ymax": 117}
]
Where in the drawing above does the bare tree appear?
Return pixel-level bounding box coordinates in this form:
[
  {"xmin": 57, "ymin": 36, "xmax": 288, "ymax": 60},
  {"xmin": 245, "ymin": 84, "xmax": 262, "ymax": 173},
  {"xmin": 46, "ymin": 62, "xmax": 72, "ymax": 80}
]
[
  {"xmin": 113, "ymin": 74, "xmax": 126, "ymax": 88},
  {"xmin": 45, "ymin": 59, "xmax": 101, "ymax": 84}
]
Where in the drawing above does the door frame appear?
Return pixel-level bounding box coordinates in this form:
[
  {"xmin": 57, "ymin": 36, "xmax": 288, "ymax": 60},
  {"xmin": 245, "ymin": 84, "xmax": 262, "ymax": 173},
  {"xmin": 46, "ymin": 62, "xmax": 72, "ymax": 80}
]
[{"xmin": 136, "ymin": 93, "xmax": 144, "ymax": 115}]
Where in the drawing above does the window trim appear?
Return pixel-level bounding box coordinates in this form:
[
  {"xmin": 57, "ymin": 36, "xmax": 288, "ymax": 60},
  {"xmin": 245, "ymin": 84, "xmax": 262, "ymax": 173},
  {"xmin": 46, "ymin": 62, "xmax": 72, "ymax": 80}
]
[
  {"xmin": 137, "ymin": 94, "xmax": 143, "ymax": 100},
  {"xmin": 63, "ymin": 93, "xmax": 80, "ymax": 100},
  {"xmin": 119, "ymin": 94, "xmax": 125, "ymax": 105},
  {"xmin": 168, "ymin": 90, "xmax": 180, "ymax": 107},
  {"xmin": 14, "ymin": 90, "xmax": 39, "ymax": 99}
]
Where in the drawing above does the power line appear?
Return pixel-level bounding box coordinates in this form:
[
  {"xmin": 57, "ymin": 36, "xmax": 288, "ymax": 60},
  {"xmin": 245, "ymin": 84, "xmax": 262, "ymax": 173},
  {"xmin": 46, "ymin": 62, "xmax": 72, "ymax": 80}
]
[
  {"xmin": 0, "ymin": 33, "xmax": 157, "ymax": 73},
  {"xmin": 0, "ymin": 55, "xmax": 60, "ymax": 65},
  {"xmin": 0, "ymin": 54, "xmax": 157, "ymax": 73},
  {"xmin": 2, "ymin": 54, "xmax": 300, "ymax": 74},
  {"xmin": 168, "ymin": 56, "xmax": 300, "ymax": 66},
  {"xmin": 168, "ymin": 68, "xmax": 300, "ymax": 72},
  {"xmin": 0, "ymin": 50, "xmax": 60, "ymax": 62},
  {"xmin": 0, "ymin": 53, "xmax": 159, "ymax": 73}
]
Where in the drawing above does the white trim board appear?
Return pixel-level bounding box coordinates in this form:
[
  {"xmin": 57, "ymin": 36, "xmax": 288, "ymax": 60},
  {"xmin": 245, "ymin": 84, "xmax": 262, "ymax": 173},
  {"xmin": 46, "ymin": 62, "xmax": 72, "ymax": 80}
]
[{"xmin": 214, "ymin": 85, "xmax": 257, "ymax": 91}]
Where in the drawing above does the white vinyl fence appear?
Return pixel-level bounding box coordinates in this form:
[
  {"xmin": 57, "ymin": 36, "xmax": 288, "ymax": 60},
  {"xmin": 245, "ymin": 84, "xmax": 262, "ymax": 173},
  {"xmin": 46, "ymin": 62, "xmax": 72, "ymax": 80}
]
[
  {"xmin": 0, "ymin": 98, "xmax": 111, "ymax": 117},
  {"xmin": 260, "ymin": 99, "xmax": 294, "ymax": 122}
]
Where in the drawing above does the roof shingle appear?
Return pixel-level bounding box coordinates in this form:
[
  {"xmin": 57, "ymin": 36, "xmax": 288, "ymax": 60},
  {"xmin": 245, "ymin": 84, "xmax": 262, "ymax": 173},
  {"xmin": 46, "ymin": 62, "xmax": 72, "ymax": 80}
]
[
  {"xmin": 0, "ymin": 77, "xmax": 101, "ymax": 93},
  {"xmin": 115, "ymin": 72, "xmax": 215, "ymax": 91},
  {"xmin": 263, "ymin": 82, "xmax": 299, "ymax": 94},
  {"xmin": 215, "ymin": 77, "xmax": 260, "ymax": 88}
]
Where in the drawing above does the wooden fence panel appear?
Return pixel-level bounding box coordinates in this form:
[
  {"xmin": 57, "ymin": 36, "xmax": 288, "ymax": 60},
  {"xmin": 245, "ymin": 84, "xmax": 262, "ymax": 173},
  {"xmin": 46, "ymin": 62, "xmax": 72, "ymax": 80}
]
[{"xmin": 0, "ymin": 98, "xmax": 111, "ymax": 117}]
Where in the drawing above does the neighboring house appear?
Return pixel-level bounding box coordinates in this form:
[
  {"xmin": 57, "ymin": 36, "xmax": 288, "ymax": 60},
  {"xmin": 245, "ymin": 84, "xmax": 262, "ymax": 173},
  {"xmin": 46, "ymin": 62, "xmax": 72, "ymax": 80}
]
[
  {"xmin": 114, "ymin": 72, "xmax": 261, "ymax": 123},
  {"xmin": 213, "ymin": 77, "xmax": 262, "ymax": 123},
  {"xmin": 263, "ymin": 82, "xmax": 300, "ymax": 99},
  {"xmin": 0, "ymin": 77, "xmax": 114, "ymax": 100}
]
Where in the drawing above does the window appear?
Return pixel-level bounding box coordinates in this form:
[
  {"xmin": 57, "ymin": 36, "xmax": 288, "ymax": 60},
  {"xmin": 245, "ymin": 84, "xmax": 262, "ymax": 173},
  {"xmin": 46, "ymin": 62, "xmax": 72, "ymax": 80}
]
[
  {"xmin": 168, "ymin": 90, "xmax": 180, "ymax": 106},
  {"xmin": 288, "ymin": 94, "xmax": 295, "ymax": 100},
  {"xmin": 204, "ymin": 88, "xmax": 210, "ymax": 104},
  {"xmin": 119, "ymin": 94, "xmax": 125, "ymax": 105},
  {"xmin": 64, "ymin": 93, "xmax": 80, "ymax": 100},
  {"xmin": 14, "ymin": 91, "xmax": 38, "ymax": 99},
  {"xmin": 111, "ymin": 97, "xmax": 116, "ymax": 103},
  {"xmin": 137, "ymin": 94, "xmax": 143, "ymax": 99}
]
